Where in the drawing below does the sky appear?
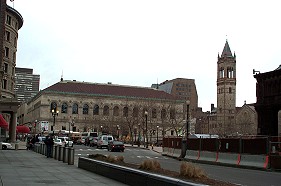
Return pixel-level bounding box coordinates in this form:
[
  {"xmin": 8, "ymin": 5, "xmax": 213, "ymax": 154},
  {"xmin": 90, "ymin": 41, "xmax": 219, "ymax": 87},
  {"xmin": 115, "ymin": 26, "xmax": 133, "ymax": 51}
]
[{"xmin": 8, "ymin": 0, "xmax": 281, "ymax": 112}]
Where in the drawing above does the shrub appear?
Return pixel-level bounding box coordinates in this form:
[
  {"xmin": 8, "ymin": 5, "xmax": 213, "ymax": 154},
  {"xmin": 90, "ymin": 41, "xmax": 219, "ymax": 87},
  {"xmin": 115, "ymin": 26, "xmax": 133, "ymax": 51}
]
[
  {"xmin": 116, "ymin": 156, "xmax": 124, "ymax": 162},
  {"xmin": 179, "ymin": 162, "xmax": 207, "ymax": 179},
  {"xmin": 106, "ymin": 155, "xmax": 116, "ymax": 163},
  {"xmin": 139, "ymin": 159, "xmax": 161, "ymax": 171}
]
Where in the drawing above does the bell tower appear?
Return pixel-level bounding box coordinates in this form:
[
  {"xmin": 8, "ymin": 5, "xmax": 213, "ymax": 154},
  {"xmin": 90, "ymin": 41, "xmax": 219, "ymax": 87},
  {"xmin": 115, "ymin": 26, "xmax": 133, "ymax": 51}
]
[{"xmin": 216, "ymin": 40, "xmax": 236, "ymax": 136}]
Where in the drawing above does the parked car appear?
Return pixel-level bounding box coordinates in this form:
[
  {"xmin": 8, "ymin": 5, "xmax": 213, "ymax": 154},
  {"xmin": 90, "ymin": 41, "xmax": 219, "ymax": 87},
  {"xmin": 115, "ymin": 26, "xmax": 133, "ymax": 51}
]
[
  {"xmin": 76, "ymin": 137, "xmax": 85, "ymax": 145},
  {"xmin": 108, "ymin": 141, "xmax": 125, "ymax": 152},
  {"xmin": 58, "ymin": 137, "xmax": 73, "ymax": 147},
  {"xmin": 54, "ymin": 138, "xmax": 63, "ymax": 146},
  {"xmin": 97, "ymin": 135, "xmax": 114, "ymax": 148},
  {"xmin": 89, "ymin": 137, "xmax": 98, "ymax": 147},
  {"xmin": 1, "ymin": 142, "xmax": 13, "ymax": 150}
]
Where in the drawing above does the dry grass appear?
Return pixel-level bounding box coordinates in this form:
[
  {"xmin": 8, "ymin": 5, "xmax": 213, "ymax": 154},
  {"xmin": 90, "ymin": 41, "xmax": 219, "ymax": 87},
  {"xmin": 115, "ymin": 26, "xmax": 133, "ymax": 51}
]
[
  {"xmin": 139, "ymin": 159, "xmax": 161, "ymax": 171},
  {"xmin": 88, "ymin": 154, "xmax": 124, "ymax": 163},
  {"xmin": 179, "ymin": 162, "xmax": 207, "ymax": 179}
]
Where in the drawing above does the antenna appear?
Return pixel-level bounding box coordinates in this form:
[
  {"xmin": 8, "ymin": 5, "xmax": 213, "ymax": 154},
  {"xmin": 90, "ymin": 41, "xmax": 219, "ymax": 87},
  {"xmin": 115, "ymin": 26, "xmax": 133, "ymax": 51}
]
[{"xmin": 253, "ymin": 69, "xmax": 260, "ymax": 75}]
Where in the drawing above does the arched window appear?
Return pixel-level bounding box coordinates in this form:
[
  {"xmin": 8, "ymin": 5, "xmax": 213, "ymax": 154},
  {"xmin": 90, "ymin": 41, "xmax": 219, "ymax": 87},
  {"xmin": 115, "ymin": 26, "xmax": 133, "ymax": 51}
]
[
  {"xmin": 50, "ymin": 102, "xmax": 57, "ymax": 112},
  {"xmin": 72, "ymin": 103, "xmax": 78, "ymax": 114},
  {"xmin": 83, "ymin": 104, "xmax": 89, "ymax": 114},
  {"xmin": 152, "ymin": 108, "xmax": 157, "ymax": 118},
  {"xmin": 133, "ymin": 107, "xmax": 139, "ymax": 117},
  {"xmin": 161, "ymin": 109, "xmax": 166, "ymax": 119},
  {"xmin": 170, "ymin": 108, "xmax": 175, "ymax": 119},
  {"xmin": 61, "ymin": 103, "xmax": 68, "ymax": 113},
  {"xmin": 113, "ymin": 106, "xmax": 119, "ymax": 116},
  {"xmin": 123, "ymin": 107, "xmax": 128, "ymax": 117},
  {"xmin": 103, "ymin": 105, "xmax": 109, "ymax": 116},
  {"xmin": 93, "ymin": 104, "xmax": 99, "ymax": 115}
]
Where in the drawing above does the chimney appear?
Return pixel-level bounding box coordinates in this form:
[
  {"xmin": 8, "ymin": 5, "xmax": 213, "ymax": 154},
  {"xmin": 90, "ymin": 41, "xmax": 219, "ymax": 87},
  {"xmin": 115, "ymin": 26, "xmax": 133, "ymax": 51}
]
[{"xmin": 211, "ymin": 104, "xmax": 214, "ymax": 112}]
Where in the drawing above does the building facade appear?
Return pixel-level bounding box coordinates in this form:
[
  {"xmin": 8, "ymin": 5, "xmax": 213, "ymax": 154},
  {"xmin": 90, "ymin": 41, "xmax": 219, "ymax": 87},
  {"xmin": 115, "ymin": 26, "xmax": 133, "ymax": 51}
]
[
  {"xmin": 0, "ymin": 1, "xmax": 23, "ymax": 142},
  {"xmin": 18, "ymin": 80, "xmax": 187, "ymax": 143},
  {"xmin": 15, "ymin": 67, "xmax": 40, "ymax": 103}
]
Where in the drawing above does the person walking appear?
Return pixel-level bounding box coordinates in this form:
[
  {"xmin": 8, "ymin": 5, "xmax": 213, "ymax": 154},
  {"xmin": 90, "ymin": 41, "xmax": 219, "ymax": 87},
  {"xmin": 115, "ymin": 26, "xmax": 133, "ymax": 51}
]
[{"xmin": 45, "ymin": 136, "xmax": 54, "ymax": 158}]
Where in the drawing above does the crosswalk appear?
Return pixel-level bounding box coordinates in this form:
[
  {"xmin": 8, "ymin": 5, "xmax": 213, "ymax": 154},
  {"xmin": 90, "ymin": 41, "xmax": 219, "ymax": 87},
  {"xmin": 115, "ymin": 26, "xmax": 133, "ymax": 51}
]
[{"xmin": 75, "ymin": 148, "xmax": 169, "ymax": 160}]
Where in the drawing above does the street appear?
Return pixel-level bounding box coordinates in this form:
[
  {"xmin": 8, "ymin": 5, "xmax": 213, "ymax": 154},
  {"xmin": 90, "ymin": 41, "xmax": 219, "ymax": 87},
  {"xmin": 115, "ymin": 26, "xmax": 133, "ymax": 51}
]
[{"xmin": 73, "ymin": 145, "xmax": 281, "ymax": 186}]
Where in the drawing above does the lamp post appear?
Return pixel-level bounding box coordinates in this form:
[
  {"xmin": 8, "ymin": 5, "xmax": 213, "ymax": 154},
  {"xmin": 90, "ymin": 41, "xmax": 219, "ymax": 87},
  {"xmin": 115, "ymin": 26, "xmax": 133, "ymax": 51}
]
[
  {"xmin": 144, "ymin": 111, "xmax": 148, "ymax": 148},
  {"xmin": 138, "ymin": 123, "xmax": 141, "ymax": 147},
  {"xmin": 156, "ymin": 125, "xmax": 159, "ymax": 145},
  {"xmin": 51, "ymin": 109, "xmax": 59, "ymax": 135},
  {"xmin": 69, "ymin": 116, "xmax": 74, "ymax": 140},
  {"xmin": 186, "ymin": 100, "xmax": 190, "ymax": 141},
  {"xmin": 116, "ymin": 125, "xmax": 119, "ymax": 140},
  {"xmin": 100, "ymin": 125, "xmax": 103, "ymax": 135}
]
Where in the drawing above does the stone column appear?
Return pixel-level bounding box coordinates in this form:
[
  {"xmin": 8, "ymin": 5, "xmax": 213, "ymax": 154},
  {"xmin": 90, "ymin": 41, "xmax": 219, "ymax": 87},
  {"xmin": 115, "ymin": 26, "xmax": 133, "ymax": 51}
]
[{"xmin": 9, "ymin": 112, "xmax": 17, "ymax": 142}]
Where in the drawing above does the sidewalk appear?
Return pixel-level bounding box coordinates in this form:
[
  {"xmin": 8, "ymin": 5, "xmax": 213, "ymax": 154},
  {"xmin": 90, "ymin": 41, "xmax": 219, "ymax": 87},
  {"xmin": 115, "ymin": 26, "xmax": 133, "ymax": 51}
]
[{"xmin": 0, "ymin": 147, "xmax": 127, "ymax": 186}]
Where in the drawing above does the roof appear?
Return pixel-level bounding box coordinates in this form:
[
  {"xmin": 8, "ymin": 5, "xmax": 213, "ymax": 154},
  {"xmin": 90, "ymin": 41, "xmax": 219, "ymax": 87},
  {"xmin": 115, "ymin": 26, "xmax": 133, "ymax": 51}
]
[
  {"xmin": 42, "ymin": 80, "xmax": 183, "ymax": 101},
  {"xmin": 221, "ymin": 40, "xmax": 233, "ymax": 57}
]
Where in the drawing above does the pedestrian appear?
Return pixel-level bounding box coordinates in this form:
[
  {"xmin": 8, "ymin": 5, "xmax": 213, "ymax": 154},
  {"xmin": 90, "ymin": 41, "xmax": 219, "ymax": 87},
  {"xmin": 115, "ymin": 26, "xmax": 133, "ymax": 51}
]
[{"xmin": 45, "ymin": 136, "xmax": 54, "ymax": 158}]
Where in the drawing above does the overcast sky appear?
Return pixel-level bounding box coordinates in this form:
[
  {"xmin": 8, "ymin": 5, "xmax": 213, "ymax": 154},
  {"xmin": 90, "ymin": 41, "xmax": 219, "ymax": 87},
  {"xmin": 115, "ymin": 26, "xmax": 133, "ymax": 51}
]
[{"xmin": 8, "ymin": 0, "xmax": 281, "ymax": 112}]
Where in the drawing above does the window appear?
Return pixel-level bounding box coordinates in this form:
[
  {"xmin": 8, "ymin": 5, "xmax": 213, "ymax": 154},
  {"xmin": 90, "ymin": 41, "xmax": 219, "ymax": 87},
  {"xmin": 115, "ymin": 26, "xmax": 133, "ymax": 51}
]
[
  {"xmin": 113, "ymin": 106, "xmax": 119, "ymax": 116},
  {"xmin": 152, "ymin": 108, "xmax": 157, "ymax": 118},
  {"xmin": 229, "ymin": 87, "xmax": 232, "ymax": 93},
  {"xmin": 5, "ymin": 47, "xmax": 9, "ymax": 58},
  {"xmin": 61, "ymin": 103, "xmax": 68, "ymax": 113},
  {"xmin": 133, "ymin": 107, "xmax": 139, "ymax": 117},
  {"xmin": 72, "ymin": 103, "xmax": 78, "ymax": 114},
  {"xmin": 50, "ymin": 102, "xmax": 57, "ymax": 112},
  {"xmin": 62, "ymin": 126, "xmax": 66, "ymax": 130},
  {"xmin": 161, "ymin": 109, "xmax": 166, "ymax": 119},
  {"xmin": 83, "ymin": 104, "xmax": 89, "ymax": 114},
  {"xmin": 123, "ymin": 107, "xmax": 128, "ymax": 117},
  {"xmin": 170, "ymin": 108, "xmax": 175, "ymax": 119},
  {"xmin": 4, "ymin": 63, "xmax": 8, "ymax": 73},
  {"xmin": 5, "ymin": 31, "xmax": 10, "ymax": 41},
  {"xmin": 93, "ymin": 104, "xmax": 99, "ymax": 115},
  {"xmin": 2, "ymin": 79, "xmax": 7, "ymax": 89},
  {"xmin": 103, "ymin": 105, "xmax": 109, "ymax": 116},
  {"xmin": 6, "ymin": 15, "xmax": 11, "ymax": 25}
]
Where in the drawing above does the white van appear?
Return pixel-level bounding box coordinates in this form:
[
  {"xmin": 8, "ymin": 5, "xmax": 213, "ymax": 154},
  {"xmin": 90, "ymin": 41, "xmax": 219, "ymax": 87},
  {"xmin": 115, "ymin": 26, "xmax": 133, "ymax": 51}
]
[
  {"xmin": 57, "ymin": 136, "xmax": 73, "ymax": 147},
  {"xmin": 97, "ymin": 135, "xmax": 114, "ymax": 148}
]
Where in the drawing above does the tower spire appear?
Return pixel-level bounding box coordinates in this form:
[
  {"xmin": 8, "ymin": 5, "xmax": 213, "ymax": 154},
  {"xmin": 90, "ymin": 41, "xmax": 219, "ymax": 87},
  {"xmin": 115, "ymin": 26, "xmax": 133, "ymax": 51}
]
[{"xmin": 221, "ymin": 40, "xmax": 233, "ymax": 57}]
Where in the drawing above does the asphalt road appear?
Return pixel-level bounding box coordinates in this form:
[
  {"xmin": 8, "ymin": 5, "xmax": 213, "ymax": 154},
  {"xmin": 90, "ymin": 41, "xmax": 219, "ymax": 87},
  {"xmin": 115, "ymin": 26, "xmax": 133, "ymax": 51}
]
[{"xmin": 73, "ymin": 145, "xmax": 281, "ymax": 186}]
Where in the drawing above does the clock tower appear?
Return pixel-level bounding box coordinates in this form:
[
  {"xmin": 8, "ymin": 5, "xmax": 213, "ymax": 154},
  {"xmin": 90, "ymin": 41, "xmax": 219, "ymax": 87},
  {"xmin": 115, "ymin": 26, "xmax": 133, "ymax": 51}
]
[{"xmin": 216, "ymin": 40, "xmax": 236, "ymax": 136}]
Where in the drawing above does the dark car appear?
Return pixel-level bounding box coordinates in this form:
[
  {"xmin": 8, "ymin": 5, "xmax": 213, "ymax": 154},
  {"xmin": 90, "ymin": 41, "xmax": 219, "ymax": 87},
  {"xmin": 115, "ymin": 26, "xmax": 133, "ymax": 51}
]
[
  {"xmin": 108, "ymin": 141, "xmax": 125, "ymax": 152},
  {"xmin": 89, "ymin": 137, "xmax": 98, "ymax": 147}
]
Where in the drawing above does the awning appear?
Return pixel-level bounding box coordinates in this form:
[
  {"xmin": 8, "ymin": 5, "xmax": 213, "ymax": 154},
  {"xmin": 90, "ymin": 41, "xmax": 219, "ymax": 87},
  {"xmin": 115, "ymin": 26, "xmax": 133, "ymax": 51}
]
[
  {"xmin": 0, "ymin": 114, "xmax": 9, "ymax": 129},
  {"xmin": 16, "ymin": 125, "xmax": 30, "ymax": 133}
]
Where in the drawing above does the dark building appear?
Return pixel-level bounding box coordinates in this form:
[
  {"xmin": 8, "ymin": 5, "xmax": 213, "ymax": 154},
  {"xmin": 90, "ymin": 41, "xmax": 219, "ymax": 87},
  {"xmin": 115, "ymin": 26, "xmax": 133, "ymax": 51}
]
[
  {"xmin": 15, "ymin": 67, "xmax": 40, "ymax": 102},
  {"xmin": 254, "ymin": 65, "xmax": 281, "ymax": 136}
]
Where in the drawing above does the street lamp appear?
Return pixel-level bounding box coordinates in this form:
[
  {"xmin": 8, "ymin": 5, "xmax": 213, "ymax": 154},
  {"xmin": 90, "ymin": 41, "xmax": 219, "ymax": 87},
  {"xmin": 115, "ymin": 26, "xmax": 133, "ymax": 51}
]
[
  {"xmin": 69, "ymin": 116, "xmax": 75, "ymax": 140},
  {"xmin": 186, "ymin": 100, "xmax": 190, "ymax": 141},
  {"xmin": 156, "ymin": 125, "xmax": 159, "ymax": 145},
  {"xmin": 116, "ymin": 125, "xmax": 119, "ymax": 140},
  {"xmin": 51, "ymin": 109, "xmax": 59, "ymax": 135},
  {"xmin": 144, "ymin": 111, "xmax": 148, "ymax": 148},
  {"xmin": 138, "ymin": 123, "xmax": 141, "ymax": 147},
  {"xmin": 100, "ymin": 125, "xmax": 103, "ymax": 134}
]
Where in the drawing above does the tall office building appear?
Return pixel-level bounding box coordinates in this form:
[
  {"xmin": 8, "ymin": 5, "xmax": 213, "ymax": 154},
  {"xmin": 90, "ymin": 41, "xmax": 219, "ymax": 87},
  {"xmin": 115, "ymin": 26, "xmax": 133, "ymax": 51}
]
[{"xmin": 15, "ymin": 67, "xmax": 40, "ymax": 103}]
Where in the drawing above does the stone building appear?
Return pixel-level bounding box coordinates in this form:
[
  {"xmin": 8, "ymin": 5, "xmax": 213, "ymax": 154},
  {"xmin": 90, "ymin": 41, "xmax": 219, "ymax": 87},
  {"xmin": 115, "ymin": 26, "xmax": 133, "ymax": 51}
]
[
  {"xmin": 18, "ymin": 80, "xmax": 186, "ymax": 143},
  {"xmin": 0, "ymin": 1, "xmax": 23, "ymax": 142}
]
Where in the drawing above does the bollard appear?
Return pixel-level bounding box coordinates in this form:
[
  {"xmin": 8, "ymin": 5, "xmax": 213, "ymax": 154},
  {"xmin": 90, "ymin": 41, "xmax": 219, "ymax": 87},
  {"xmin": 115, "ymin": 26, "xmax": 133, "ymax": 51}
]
[
  {"xmin": 44, "ymin": 144, "xmax": 47, "ymax": 156},
  {"xmin": 55, "ymin": 145, "xmax": 59, "ymax": 160},
  {"xmin": 68, "ymin": 147, "xmax": 74, "ymax": 165},
  {"xmin": 63, "ymin": 147, "xmax": 69, "ymax": 163},
  {"xmin": 0, "ymin": 143, "xmax": 2, "ymax": 150},
  {"xmin": 58, "ymin": 146, "xmax": 64, "ymax": 161},
  {"xmin": 40, "ymin": 143, "xmax": 43, "ymax": 154},
  {"xmin": 15, "ymin": 143, "xmax": 19, "ymax": 151},
  {"xmin": 53, "ymin": 145, "xmax": 57, "ymax": 159}
]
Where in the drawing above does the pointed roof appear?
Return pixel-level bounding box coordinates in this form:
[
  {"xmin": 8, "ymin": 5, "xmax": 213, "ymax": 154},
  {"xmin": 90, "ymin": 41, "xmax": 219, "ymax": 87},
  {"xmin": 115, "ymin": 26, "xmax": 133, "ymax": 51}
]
[{"xmin": 221, "ymin": 40, "xmax": 233, "ymax": 57}]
